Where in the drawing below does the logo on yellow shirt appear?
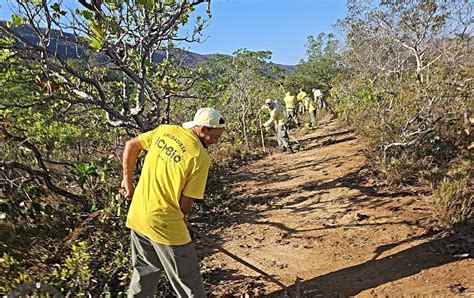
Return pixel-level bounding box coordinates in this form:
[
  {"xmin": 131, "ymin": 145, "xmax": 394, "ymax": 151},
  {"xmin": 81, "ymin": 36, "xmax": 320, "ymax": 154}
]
[{"xmin": 155, "ymin": 136, "xmax": 183, "ymax": 163}]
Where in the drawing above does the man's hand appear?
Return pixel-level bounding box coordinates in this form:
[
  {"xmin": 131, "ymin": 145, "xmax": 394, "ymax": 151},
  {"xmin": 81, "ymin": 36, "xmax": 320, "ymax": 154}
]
[
  {"xmin": 179, "ymin": 194, "xmax": 195, "ymax": 216},
  {"xmin": 120, "ymin": 179, "xmax": 134, "ymax": 200}
]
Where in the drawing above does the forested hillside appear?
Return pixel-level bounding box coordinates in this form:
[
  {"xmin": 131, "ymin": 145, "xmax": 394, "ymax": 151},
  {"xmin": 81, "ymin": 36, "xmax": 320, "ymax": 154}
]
[{"xmin": 0, "ymin": 0, "xmax": 472, "ymax": 296}]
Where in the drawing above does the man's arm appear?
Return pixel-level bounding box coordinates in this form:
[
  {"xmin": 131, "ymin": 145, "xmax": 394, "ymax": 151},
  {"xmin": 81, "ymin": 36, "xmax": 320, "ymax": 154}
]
[
  {"xmin": 263, "ymin": 109, "xmax": 276, "ymax": 127},
  {"xmin": 120, "ymin": 137, "xmax": 143, "ymax": 200},
  {"xmin": 179, "ymin": 194, "xmax": 195, "ymax": 216},
  {"xmin": 257, "ymin": 104, "xmax": 266, "ymax": 114}
]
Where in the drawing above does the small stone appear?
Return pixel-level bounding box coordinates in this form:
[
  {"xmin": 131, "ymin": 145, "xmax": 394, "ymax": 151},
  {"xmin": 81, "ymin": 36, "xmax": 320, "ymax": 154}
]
[
  {"xmin": 355, "ymin": 213, "xmax": 369, "ymax": 221},
  {"xmin": 449, "ymin": 284, "xmax": 467, "ymax": 294}
]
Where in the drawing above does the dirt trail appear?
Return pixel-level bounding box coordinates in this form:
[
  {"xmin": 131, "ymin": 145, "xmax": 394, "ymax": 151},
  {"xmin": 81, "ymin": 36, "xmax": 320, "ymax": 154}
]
[{"xmin": 200, "ymin": 120, "xmax": 473, "ymax": 297}]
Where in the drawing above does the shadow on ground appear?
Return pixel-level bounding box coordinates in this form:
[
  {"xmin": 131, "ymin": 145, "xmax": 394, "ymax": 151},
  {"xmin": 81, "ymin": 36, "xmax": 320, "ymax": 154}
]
[
  {"xmin": 193, "ymin": 125, "xmax": 473, "ymax": 296},
  {"xmin": 269, "ymin": 221, "xmax": 473, "ymax": 297}
]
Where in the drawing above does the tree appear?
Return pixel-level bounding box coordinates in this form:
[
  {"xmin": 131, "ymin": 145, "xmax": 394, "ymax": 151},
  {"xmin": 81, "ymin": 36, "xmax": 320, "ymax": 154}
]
[
  {"xmin": 0, "ymin": 0, "xmax": 212, "ymax": 207},
  {"xmin": 1, "ymin": 0, "xmax": 211, "ymax": 130},
  {"xmin": 292, "ymin": 32, "xmax": 342, "ymax": 93},
  {"xmin": 335, "ymin": 0, "xmax": 472, "ymax": 158},
  {"xmin": 205, "ymin": 49, "xmax": 284, "ymax": 152},
  {"xmin": 0, "ymin": 1, "xmax": 218, "ymax": 294}
]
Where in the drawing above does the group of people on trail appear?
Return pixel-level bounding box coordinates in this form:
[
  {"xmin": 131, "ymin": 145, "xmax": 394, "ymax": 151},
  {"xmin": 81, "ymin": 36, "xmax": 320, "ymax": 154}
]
[
  {"xmin": 120, "ymin": 90, "xmax": 329, "ymax": 296},
  {"xmin": 259, "ymin": 87, "xmax": 326, "ymax": 154}
]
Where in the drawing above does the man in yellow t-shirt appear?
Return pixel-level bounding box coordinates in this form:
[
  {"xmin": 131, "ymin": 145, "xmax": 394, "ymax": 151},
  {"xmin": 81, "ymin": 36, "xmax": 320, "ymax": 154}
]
[
  {"xmin": 120, "ymin": 108, "xmax": 225, "ymax": 297},
  {"xmin": 283, "ymin": 92, "xmax": 299, "ymax": 128},
  {"xmin": 296, "ymin": 88, "xmax": 308, "ymax": 116},
  {"xmin": 261, "ymin": 99, "xmax": 293, "ymax": 154},
  {"xmin": 296, "ymin": 88, "xmax": 307, "ymax": 103},
  {"xmin": 299, "ymin": 88, "xmax": 317, "ymax": 127}
]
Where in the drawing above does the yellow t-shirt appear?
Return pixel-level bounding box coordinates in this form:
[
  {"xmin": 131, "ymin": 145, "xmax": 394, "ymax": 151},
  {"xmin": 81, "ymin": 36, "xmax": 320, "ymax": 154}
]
[
  {"xmin": 263, "ymin": 101, "xmax": 287, "ymax": 127},
  {"xmin": 283, "ymin": 93, "xmax": 296, "ymax": 110},
  {"xmin": 126, "ymin": 125, "xmax": 210, "ymax": 245},
  {"xmin": 303, "ymin": 97, "xmax": 316, "ymax": 112},
  {"xmin": 297, "ymin": 91, "xmax": 307, "ymax": 101}
]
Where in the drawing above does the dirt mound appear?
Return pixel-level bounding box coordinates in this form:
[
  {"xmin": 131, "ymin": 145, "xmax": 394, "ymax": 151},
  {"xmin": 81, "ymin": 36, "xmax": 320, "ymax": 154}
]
[{"xmin": 199, "ymin": 120, "xmax": 473, "ymax": 297}]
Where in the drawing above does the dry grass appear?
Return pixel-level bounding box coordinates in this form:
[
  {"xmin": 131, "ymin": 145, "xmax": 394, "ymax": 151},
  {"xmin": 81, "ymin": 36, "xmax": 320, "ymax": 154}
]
[{"xmin": 433, "ymin": 177, "xmax": 473, "ymax": 226}]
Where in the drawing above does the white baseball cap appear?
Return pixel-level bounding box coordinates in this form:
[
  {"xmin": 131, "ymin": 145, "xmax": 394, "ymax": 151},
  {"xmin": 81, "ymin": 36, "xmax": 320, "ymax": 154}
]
[{"xmin": 182, "ymin": 108, "xmax": 225, "ymax": 128}]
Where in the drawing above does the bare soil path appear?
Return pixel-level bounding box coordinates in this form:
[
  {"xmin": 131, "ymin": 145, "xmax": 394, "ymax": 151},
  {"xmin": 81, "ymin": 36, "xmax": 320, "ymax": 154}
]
[{"xmin": 199, "ymin": 120, "xmax": 473, "ymax": 297}]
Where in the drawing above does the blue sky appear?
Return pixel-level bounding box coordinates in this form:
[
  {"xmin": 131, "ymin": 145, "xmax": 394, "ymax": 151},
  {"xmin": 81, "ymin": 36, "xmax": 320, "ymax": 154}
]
[
  {"xmin": 0, "ymin": 0, "xmax": 348, "ymax": 65},
  {"xmin": 186, "ymin": 0, "xmax": 347, "ymax": 65}
]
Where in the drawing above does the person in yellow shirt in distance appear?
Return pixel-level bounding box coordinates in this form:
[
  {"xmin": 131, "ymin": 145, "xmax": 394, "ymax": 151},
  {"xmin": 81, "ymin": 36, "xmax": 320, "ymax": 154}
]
[
  {"xmin": 120, "ymin": 108, "xmax": 225, "ymax": 297},
  {"xmin": 298, "ymin": 88, "xmax": 317, "ymax": 128},
  {"xmin": 297, "ymin": 97, "xmax": 306, "ymax": 115},
  {"xmin": 296, "ymin": 88, "xmax": 307, "ymax": 103},
  {"xmin": 260, "ymin": 98, "xmax": 293, "ymax": 154},
  {"xmin": 283, "ymin": 91, "xmax": 300, "ymax": 128}
]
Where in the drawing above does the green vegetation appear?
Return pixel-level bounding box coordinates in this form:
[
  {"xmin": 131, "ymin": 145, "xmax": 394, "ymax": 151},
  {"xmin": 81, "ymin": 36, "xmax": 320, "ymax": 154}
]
[
  {"xmin": 0, "ymin": 0, "xmax": 471, "ymax": 295},
  {"xmin": 329, "ymin": 0, "xmax": 472, "ymax": 223}
]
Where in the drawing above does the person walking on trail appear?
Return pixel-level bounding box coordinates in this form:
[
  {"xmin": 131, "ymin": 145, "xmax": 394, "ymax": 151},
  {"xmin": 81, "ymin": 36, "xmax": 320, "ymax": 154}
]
[
  {"xmin": 297, "ymin": 99, "xmax": 306, "ymax": 116},
  {"xmin": 283, "ymin": 91, "xmax": 300, "ymax": 128},
  {"xmin": 296, "ymin": 88, "xmax": 308, "ymax": 117},
  {"xmin": 317, "ymin": 87, "xmax": 337, "ymax": 118},
  {"xmin": 303, "ymin": 96, "xmax": 318, "ymax": 128},
  {"xmin": 312, "ymin": 88, "xmax": 328, "ymax": 111},
  {"xmin": 298, "ymin": 88, "xmax": 317, "ymax": 128},
  {"xmin": 260, "ymin": 98, "xmax": 293, "ymax": 154},
  {"xmin": 120, "ymin": 108, "xmax": 225, "ymax": 298},
  {"xmin": 296, "ymin": 88, "xmax": 308, "ymax": 104}
]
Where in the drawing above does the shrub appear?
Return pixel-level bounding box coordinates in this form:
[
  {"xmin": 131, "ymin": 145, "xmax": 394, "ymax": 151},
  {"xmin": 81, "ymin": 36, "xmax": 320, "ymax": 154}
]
[{"xmin": 433, "ymin": 177, "xmax": 473, "ymax": 226}]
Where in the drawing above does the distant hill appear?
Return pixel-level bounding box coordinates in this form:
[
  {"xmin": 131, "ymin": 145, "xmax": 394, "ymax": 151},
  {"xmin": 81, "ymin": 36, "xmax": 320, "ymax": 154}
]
[{"xmin": 1, "ymin": 22, "xmax": 296, "ymax": 73}]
